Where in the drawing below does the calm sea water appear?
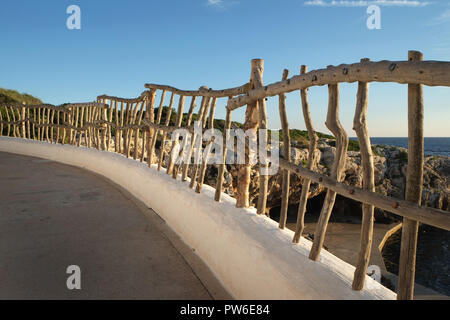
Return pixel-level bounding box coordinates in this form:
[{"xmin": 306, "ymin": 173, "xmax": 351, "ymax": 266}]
[{"xmin": 350, "ymin": 137, "xmax": 450, "ymax": 157}]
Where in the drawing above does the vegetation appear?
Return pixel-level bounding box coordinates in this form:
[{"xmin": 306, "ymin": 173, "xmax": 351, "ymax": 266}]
[
  {"xmin": 158, "ymin": 106, "xmax": 384, "ymax": 157},
  {"xmin": 0, "ymin": 87, "xmax": 42, "ymax": 105},
  {"xmin": 395, "ymin": 150, "xmax": 409, "ymax": 165}
]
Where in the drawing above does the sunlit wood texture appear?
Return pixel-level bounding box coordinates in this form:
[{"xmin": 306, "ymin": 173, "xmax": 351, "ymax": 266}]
[
  {"xmin": 309, "ymin": 83, "xmax": 349, "ymax": 261},
  {"xmin": 397, "ymin": 50, "xmax": 424, "ymax": 300},
  {"xmin": 32, "ymin": 108, "xmax": 37, "ymax": 140},
  {"xmin": 195, "ymin": 97, "xmax": 217, "ymax": 192},
  {"xmin": 145, "ymin": 83, "xmax": 251, "ymax": 98},
  {"xmin": 26, "ymin": 107, "xmax": 31, "ymax": 139},
  {"xmin": 5, "ymin": 107, "xmax": 11, "ymax": 136},
  {"xmin": 45, "ymin": 108, "xmax": 51, "ymax": 142},
  {"xmin": 352, "ymin": 59, "xmax": 375, "ymax": 291},
  {"xmin": 85, "ymin": 106, "xmax": 91, "ymax": 147},
  {"xmin": 158, "ymin": 93, "xmax": 175, "ymax": 171},
  {"xmin": 49, "ymin": 108, "xmax": 55, "ymax": 143},
  {"xmin": 126, "ymin": 101, "xmax": 138, "ymax": 156},
  {"xmin": 215, "ymin": 100, "xmax": 232, "ymax": 201},
  {"xmin": 20, "ymin": 107, "xmax": 26, "ymax": 139},
  {"xmin": 69, "ymin": 107, "xmax": 75, "ymax": 144},
  {"xmin": 114, "ymin": 100, "xmax": 119, "ymax": 152},
  {"xmin": 118, "ymin": 102, "xmax": 125, "ymax": 153},
  {"xmin": 167, "ymin": 95, "xmax": 185, "ymax": 176},
  {"xmin": 236, "ymin": 59, "xmax": 263, "ymax": 208},
  {"xmin": 227, "ymin": 60, "xmax": 450, "ymax": 111},
  {"xmin": 279, "ymin": 157, "xmax": 450, "ymax": 231},
  {"xmin": 133, "ymin": 100, "xmax": 146, "ymax": 160},
  {"xmin": 293, "ymin": 65, "xmax": 320, "ymax": 243},
  {"xmin": 172, "ymin": 96, "xmax": 197, "ymax": 179},
  {"xmin": 256, "ymin": 66, "xmax": 269, "ymax": 216},
  {"xmin": 56, "ymin": 110, "xmax": 60, "ymax": 143},
  {"xmin": 10, "ymin": 106, "xmax": 17, "ymax": 137},
  {"xmin": 123, "ymin": 102, "xmax": 132, "ymax": 154},
  {"xmin": 77, "ymin": 107, "xmax": 84, "ymax": 147},
  {"xmin": 278, "ymin": 69, "xmax": 290, "ymax": 226},
  {"xmin": 189, "ymin": 97, "xmax": 211, "ymax": 189},
  {"xmin": 61, "ymin": 111, "xmax": 66, "ymax": 144},
  {"xmin": 145, "ymin": 90, "xmax": 157, "ymax": 168},
  {"xmin": 37, "ymin": 107, "xmax": 41, "ymax": 141},
  {"xmin": 174, "ymin": 95, "xmax": 197, "ymax": 180},
  {"xmin": 0, "ymin": 108, "xmax": 3, "ymax": 136},
  {"xmin": 181, "ymin": 97, "xmax": 206, "ymax": 182},
  {"xmin": 148, "ymin": 90, "xmax": 167, "ymax": 164}
]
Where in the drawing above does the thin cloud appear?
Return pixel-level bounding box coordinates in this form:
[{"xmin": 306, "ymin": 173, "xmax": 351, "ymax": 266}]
[
  {"xmin": 304, "ymin": 0, "xmax": 431, "ymax": 7},
  {"xmin": 430, "ymin": 9, "xmax": 450, "ymax": 25},
  {"xmin": 207, "ymin": 0, "xmax": 224, "ymax": 6},
  {"xmin": 206, "ymin": 0, "xmax": 239, "ymax": 9}
]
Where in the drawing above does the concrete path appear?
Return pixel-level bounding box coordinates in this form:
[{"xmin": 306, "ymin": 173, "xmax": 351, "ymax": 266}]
[{"xmin": 0, "ymin": 152, "xmax": 230, "ymax": 300}]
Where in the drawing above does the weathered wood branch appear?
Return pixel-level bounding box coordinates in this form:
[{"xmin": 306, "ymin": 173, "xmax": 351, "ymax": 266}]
[
  {"xmin": 352, "ymin": 59, "xmax": 375, "ymax": 291},
  {"xmin": 398, "ymin": 50, "xmax": 424, "ymax": 300},
  {"xmin": 278, "ymin": 69, "xmax": 290, "ymax": 226},
  {"xmin": 309, "ymin": 83, "xmax": 349, "ymax": 261},
  {"xmin": 227, "ymin": 60, "xmax": 450, "ymax": 111},
  {"xmin": 144, "ymin": 83, "xmax": 251, "ymax": 98},
  {"xmin": 196, "ymin": 97, "xmax": 218, "ymax": 192},
  {"xmin": 96, "ymin": 93, "xmax": 146, "ymax": 103},
  {"xmin": 278, "ymin": 159, "xmax": 450, "ymax": 231},
  {"xmin": 293, "ymin": 65, "xmax": 320, "ymax": 244},
  {"xmin": 215, "ymin": 102, "xmax": 232, "ymax": 202},
  {"xmin": 236, "ymin": 59, "xmax": 263, "ymax": 208}
]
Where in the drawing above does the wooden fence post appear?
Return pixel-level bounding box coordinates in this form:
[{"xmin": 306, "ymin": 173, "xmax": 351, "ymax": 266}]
[
  {"xmin": 309, "ymin": 82, "xmax": 349, "ymax": 261},
  {"xmin": 256, "ymin": 66, "xmax": 269, "ymax": 216},
  {"xmin": 147, "ymin": 90, "xmax": 167, "ymax": 163},
  {"xmin": 215, "ymin": 99, "xmax": 232, "ymax": 201},
  {"xmin": 145, "ymin": 90, "xmax": 157, "ymax": 168},
  {"xmin": 157, "ymin": 93, "xmax": 175, "ymax": 170},
  {"xmin": 397, "ymin": 50, "xmax": 424, "ymax": 300},
  {"xmin": 236, "ymin": 59, "xmax": 263, "ymax": 208},
  {"xmin": 352, "ymin": 58, "xmax": 375, "ymax": 290},
  {"xmin": 195, "ymin": 97, "xmax": 217, "ymax": 192},
  {"xmin": 0, "ymin": 108, "xmax": 3, "ymax": 136},
  {"xmin": 26, "ymin": 108, "xmax": 31, "ymax": 139},
  {"xmin": 278, "ymin": 69, "xmax": 290, "ymax": 226},
  {"xmin": 21, "ymin": 106, "xmax": 26, "ymax": 138},
  {"xmin": 167, "ymin": 95, "xmax": 185, "ymax": 175},
  {"xmin": 293, "ymin": 65, "xmax": 319, "ymax": 243}
]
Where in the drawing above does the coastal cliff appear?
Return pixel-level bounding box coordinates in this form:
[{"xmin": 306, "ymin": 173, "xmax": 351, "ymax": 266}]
[{"xmin": 197, "ymin": 139, "xmax": 449, "ymax": 222}]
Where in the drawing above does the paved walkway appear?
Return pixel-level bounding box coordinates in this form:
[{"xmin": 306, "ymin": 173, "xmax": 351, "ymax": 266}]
[{"xmin": 0, "ymin": 152, "xmax": 230, "ymax": 300}]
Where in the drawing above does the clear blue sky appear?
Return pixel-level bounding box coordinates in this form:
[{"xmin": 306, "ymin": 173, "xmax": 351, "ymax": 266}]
[{"xmin": 0, "ymin": 0, "xmax": 449, "ymax": 136}]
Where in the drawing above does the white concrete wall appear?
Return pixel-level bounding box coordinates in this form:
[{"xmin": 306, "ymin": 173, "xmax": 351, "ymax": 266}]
[{"xmin": 0, "ymin": 137, "xmax": 396, "ymax": 300}]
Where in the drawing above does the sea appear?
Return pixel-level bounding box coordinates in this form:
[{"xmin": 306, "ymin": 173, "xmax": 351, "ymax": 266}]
[{"xmin": 349, "ymin": 137, "xmax": 450, "ymax": 158}]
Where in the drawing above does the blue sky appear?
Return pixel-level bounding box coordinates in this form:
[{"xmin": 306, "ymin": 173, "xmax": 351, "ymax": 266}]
[{"xmin": 0, "ymin": 0, "xmax": 449, "ymax": 136}]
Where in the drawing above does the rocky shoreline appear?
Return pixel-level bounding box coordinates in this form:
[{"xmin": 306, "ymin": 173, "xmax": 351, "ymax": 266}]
[{"xmin": 201, "ymin": 137, "xmax": 450, "ymax": 221}]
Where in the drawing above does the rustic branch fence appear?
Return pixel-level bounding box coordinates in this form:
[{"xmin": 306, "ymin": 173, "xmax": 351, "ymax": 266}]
[{"xmin": 1, "ymin": 50, "xmax": 449, "ymax": 300}]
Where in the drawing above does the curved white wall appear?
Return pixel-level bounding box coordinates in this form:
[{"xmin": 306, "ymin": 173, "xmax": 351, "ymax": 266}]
[{"xmin": 0, "ymin": 137, "xmax": 396, "ymax": 300}]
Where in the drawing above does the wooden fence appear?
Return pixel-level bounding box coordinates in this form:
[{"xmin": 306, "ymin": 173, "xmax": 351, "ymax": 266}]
[{"xmin": 1, "ymin": 50, "xmax": 449, "ymax": 300}]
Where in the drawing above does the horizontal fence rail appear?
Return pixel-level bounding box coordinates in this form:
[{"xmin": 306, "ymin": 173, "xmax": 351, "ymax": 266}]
[
  {"xmin": 227, "ymin": 60, "xmax": 450, "ymax": 110},
  {"xmin": 1, "ymin": 50, "xmax": 448, "ymax": 300}
]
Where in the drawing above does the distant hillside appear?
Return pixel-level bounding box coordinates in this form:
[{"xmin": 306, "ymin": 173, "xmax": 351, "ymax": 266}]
[{"xmin": 0, "ymin": 87, "xmax": 42, "ymax": 105}]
